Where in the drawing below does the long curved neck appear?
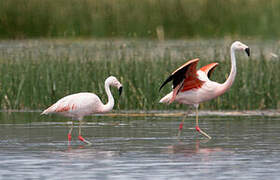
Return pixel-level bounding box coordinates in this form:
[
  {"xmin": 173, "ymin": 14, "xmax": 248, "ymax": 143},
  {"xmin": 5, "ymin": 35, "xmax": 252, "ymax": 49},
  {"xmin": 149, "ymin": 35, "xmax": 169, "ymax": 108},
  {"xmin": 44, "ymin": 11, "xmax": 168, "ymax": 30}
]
[
  {"xmin": 219, "ymin": 46, "xmax": 237, "ymax": 95},
  {"xmin": 101, "ymin": 82, "xmax": 114, "ymax": 112}
]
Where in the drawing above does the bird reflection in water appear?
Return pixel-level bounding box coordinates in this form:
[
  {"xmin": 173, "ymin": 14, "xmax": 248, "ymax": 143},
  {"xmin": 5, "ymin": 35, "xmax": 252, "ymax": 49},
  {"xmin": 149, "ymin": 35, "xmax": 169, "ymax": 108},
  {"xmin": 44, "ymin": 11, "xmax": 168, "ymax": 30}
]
[
  {"xmin": 65, "ymin": 144, "xmax": 120, "ymax": 159},
  {"xmin": 167, "ymin": 140, "xmax": 225, "ymax": 159}
]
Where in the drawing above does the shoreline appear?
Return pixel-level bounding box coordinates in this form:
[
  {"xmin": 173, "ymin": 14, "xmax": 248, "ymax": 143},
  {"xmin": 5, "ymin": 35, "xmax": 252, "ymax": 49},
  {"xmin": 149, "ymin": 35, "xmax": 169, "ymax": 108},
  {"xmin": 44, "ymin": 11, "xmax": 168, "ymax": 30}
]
[{"xmin": 1, "ymin": 109, "xmax": 279, "ymax": 117}]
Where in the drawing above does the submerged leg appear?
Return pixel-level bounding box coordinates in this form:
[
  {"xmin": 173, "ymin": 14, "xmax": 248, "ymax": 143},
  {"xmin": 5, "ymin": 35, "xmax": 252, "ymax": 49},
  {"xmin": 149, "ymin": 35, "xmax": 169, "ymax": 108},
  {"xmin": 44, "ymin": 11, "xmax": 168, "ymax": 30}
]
[
  {"xmin": 177, "ymin": 107, "xmax": 191, "ymax": 138},
  {"xmin": 68, "ymin": 121, "xmax": 74, "ymax": 143},
  {"xmin": 78, "ymin": 119, "xmax": 92, "ymax": 145},
  {"xmin": 177, "ymin": 116, "xmax": 186, "ymax": 138},
  {"xmin": 195, "ymin": 104, "xmax": 211, "ymax": 139}
]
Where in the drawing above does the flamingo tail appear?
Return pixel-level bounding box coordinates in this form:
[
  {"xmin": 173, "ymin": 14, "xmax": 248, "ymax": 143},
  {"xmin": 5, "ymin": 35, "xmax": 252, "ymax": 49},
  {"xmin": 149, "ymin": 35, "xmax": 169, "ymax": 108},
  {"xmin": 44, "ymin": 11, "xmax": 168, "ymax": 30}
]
[
  {"xmin": 41, "ymin": 104, "xmax": 57, "ymax": 115},
  {"xmin": 159, "ymin": 92, "xmax": 172, "ymax": 104}
]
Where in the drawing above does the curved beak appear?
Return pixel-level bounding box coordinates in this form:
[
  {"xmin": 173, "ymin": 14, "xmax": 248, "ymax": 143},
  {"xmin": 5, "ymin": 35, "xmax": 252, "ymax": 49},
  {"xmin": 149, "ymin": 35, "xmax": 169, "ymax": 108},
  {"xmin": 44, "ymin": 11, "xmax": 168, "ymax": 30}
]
[
  {"xmin": 245, "ymin": 48, "xmax": 250, "ymax": 56},
  {"xmin": 118, "ymin": 86, "xmax": 123, "ymax": 96}
]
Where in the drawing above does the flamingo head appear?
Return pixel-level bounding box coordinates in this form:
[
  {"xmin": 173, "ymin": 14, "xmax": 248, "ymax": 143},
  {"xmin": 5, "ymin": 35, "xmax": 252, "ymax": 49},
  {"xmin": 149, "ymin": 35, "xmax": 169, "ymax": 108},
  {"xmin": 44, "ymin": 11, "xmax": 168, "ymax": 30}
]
[
  {"xmin": 231, "ymin": 41, "xmax": 250, "ymax": 56},
  {"xmin": 106, "ymin": 76, "xmax": 123, "ymax": 96}
]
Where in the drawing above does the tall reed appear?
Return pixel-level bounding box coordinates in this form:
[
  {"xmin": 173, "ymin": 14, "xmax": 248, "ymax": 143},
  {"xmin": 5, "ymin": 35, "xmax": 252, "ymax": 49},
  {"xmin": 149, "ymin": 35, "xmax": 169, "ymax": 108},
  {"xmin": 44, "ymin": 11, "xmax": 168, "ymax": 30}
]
[{"xmin": 0, "ymin": 39, "xmax": 279, "ymax": 110}]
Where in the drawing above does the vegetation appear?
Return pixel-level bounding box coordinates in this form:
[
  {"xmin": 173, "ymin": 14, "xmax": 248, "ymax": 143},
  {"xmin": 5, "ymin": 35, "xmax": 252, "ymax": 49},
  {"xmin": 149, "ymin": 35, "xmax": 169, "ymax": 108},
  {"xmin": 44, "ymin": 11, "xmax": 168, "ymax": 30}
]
[
  {"xmin": 0, "ymin": 0, "xmax": 280, "ymax": 39},
  {"xmin": 0, "ymin": 39, "xmax": 279, "ymax": 111}
]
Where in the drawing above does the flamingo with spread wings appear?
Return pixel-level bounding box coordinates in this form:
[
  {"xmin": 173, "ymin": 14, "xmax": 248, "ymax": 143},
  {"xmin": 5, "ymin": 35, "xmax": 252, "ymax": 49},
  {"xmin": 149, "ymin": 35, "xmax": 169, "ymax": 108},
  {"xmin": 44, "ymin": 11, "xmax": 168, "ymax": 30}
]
[
  {"xmin": 41, "ymin": 76, "xmax": 123, "ymax": 144},
  {"xmin": 159, "ymin": 41, "xmax": 250, "ymax": 139}
]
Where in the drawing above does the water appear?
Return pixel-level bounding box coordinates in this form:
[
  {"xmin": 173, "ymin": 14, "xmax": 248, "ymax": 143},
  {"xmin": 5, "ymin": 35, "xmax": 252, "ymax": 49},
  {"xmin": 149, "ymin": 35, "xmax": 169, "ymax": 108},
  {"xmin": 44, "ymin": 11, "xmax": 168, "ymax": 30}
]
[{"xmin": 0, "ymin": 112, "xmax": 280, "ymax": 180}]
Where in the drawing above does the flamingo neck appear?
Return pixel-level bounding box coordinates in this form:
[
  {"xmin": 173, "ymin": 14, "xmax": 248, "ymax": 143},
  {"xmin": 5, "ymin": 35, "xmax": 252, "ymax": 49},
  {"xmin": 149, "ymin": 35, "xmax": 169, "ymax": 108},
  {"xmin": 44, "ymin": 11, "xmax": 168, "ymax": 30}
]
[
  {"xmin": 219, "ymin": 45, "xmax": 237, "ymax": 94},
  {"xmin": 102, "ymin": 81, "xmax": 114, "ymax": 112}
]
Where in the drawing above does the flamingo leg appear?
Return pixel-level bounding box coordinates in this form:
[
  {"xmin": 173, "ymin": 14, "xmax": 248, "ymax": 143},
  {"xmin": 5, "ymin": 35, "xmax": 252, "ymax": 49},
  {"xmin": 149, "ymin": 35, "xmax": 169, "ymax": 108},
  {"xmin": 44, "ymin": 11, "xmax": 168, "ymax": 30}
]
[
  {"xmin": 67, "ymin": 121, "xmax": 73, "ymax": 143},
  {"xmin": 177, "ymin": 116, "xmax": 185, "ymax": 138},
  {"xmin": 78, "ymin": 120, "xmax": 92, "ymax": 145},
  {"xmin": 195, "ymin": 105, "xmax": 211, "ymax": 139},
  {"xmin": 177, "ymin": 109, "xmax": 190, "ymax": 138},
  {"xmin": 177, "ymin": 107, "xmax": 191, "ymax": 138}
]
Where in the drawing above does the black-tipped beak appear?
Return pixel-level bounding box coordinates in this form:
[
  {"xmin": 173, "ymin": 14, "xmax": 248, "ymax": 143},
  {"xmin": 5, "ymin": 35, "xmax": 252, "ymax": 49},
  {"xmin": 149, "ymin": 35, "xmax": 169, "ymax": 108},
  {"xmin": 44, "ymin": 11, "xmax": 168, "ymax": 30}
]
[
  {"xmin": 245, "ymin": 48, "xmax": 250, "ymax": 56},
  {"xmin": 118, "ymin": 86, "xmax": 123, "ymax": 96}
]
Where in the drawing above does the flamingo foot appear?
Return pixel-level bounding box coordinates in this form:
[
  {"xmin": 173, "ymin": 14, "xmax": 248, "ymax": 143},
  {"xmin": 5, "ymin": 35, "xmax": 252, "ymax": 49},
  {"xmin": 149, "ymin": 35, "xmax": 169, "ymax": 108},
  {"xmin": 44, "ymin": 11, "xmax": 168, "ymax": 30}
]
[
  {"xmin": 195, "ymin": 126, "xmax": 200, "ymax": 132},
  {"xmin": 177, "ymin": 122, "xmax": 184, "ymax": 138},
  {"xmin": 68, "ymin": 133, "xmax": 72, "ymax": 141},
  {"xmin": 78, "ymin": 135, "xmax": 92, "ymax": 145},
  {"xmin": 195, "ymin": 126, "xmax": 212, "ymax": 139},
  {"xmin": 179, "ymin": 122, "xmax": 184, "ymax": 131}
]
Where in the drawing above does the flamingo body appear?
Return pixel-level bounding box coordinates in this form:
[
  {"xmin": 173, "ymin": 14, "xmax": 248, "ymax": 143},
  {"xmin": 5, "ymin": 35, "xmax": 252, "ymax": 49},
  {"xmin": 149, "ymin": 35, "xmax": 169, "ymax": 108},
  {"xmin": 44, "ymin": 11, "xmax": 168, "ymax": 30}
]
[
  {"xmin": 41, "ymin": 76, "xmax": 123, "ymax": 144},
  {"xmin": 159, "ymin": 41, "xmax": 250, "ymax": 139},
  {"xmin": 159, "ymin": 58, "xmax": 222, "ymax": 105},
  {"xmin": 42, "ymin": 92, "xmax": 105, "ymax": 119},
  {"xmin": 159, "ymin": 69, "xmax": 223, "ymax": 105}
]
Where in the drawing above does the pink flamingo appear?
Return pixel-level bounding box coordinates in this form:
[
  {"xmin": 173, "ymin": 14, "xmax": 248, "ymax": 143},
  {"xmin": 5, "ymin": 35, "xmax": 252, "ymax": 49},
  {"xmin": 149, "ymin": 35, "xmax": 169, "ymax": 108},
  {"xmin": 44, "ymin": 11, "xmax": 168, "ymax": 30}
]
[
  {"xmin": 41, "ymin": 76, "xmax": 123, "ymax": 144},
  {"xmin": 159, "ymin": 41, "xmax": 250, "ymax": 139}
]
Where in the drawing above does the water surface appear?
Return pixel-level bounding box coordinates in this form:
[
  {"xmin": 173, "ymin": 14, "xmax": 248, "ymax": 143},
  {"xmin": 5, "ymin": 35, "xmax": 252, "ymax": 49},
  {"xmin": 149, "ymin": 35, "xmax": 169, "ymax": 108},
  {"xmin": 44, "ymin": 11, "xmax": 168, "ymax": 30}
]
[{"xmin": 0, "ymin": 112, "xmax": 280, "ymax": 179}]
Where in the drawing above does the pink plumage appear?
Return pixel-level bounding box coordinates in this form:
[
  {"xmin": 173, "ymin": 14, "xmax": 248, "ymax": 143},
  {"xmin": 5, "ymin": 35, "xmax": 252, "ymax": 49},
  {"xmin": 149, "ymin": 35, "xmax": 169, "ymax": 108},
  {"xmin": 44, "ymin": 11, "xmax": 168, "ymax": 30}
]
[
  {"xmin": 42, "ymin": 93, "xmax": 106, "ymax": 118},
  {"xmin": 41, "ymin": 76, "xmax": 123, "ymax": 144},
  {"xmin": 159, "ymin": 41, "xmax": 250, "ymax": 139}
]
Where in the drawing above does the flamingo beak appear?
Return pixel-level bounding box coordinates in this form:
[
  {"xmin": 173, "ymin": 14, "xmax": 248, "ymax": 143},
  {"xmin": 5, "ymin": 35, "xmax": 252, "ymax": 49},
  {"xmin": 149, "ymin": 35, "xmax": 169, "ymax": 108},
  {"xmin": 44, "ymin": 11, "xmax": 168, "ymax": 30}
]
[
  {"xmin": 245, "ymin": 48, "xmax": 250, "ymax": 56},
  {"xmin": 118, "ymin": 86, "xmax": 123, "ymax": 96}
]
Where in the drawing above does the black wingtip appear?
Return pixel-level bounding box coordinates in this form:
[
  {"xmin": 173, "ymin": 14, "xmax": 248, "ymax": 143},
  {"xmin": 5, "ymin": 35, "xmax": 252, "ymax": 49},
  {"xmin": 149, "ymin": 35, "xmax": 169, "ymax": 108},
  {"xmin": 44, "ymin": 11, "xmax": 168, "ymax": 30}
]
[{"xmin": 159, "ymin": 75, "xmax": 173, "ymax": 91}]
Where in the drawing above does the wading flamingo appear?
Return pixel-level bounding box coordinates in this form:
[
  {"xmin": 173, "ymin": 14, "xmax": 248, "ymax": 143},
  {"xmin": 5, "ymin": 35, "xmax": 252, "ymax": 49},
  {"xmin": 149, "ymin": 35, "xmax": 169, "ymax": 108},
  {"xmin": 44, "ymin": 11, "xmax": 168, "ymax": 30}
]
[
  {"xmin": 159, "ymin": 41, "xmax": 250, "ymax": 139},
  {"xmin": 41, "ymin": 76, "xmax": 123, "ymax": 144}
]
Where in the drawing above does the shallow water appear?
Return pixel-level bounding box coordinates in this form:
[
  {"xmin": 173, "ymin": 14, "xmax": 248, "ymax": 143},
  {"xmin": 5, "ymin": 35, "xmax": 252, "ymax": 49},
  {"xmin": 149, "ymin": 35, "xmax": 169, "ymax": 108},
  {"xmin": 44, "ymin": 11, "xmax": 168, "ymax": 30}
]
[{"xmin": 0, "ymin": 112, "xmax": 280, "ymax": 180}]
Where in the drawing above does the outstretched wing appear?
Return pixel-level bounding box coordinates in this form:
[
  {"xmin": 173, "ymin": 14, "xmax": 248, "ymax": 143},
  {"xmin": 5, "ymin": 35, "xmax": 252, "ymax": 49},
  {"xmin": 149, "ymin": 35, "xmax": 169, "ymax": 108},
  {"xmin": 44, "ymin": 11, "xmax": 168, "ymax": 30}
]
[
  {"xmin": 199, "ymin": 62, "xmax": 219, "ymax": 78},
  {"xmin": 159, "ymin": 58, "xmax": 200, "ymax": 91},
  {"xmin": 159, "ymin": 58, "xmax": 205, "ymax": 103}
]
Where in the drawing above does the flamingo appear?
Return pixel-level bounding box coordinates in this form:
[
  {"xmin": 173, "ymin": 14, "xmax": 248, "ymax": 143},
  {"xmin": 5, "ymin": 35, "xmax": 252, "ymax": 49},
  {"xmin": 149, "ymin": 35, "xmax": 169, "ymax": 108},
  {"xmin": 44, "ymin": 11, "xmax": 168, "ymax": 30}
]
[
  {"xmin": 41, "ymin": 76, "xmax": 123, "ymax": 144},
  {"xmin": 159, "ymin": 41, "xmax": 250, "ymax": 139}
]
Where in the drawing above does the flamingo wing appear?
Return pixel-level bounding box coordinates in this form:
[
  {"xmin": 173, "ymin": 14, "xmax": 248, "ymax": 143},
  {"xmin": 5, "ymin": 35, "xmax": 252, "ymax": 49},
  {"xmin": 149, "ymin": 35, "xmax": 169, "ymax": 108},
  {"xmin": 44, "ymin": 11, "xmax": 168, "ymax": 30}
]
[
  {"xmin": 41, "ymin": 92, "xmax": 102, "ymax": 117},
  {"xmin": 159, "ymin": 58, "xmax": 205, "ymax": 103},
  {"xmin": 199, "ymin": 62, "xmax": 219, "ymax": 78},
  {"xmin": 159, "ymin": 58, "xmax": 199, "ymax": 90},
  {"xmin": 53, "ymin": 100, "xmax": 76, "ymax": 113},
  {"xmin": 42, "ymin": 98, "xmax": 76, "ymax": 114}
]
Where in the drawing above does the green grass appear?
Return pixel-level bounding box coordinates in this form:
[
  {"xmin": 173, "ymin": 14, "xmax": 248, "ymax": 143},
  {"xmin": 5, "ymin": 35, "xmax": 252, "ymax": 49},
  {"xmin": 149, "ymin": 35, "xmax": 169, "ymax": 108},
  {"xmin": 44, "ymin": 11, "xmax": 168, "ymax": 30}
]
[
  {"xmin": 0, "ymin": 0, "xmax": 280, "ymax": 39},
  {"xmin": 0, "ymin": 39, "xmax": 279, "ymax": 111}
]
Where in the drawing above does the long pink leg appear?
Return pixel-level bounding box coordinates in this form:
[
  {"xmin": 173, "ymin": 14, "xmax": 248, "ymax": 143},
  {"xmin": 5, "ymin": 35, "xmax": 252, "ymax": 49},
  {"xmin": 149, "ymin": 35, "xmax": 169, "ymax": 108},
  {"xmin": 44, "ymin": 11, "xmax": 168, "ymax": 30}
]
[
  {"xmin": 78, "ymin": 120, "xmax": 92, "ymax": 145},
  {"xmin": 68, "ymin": 121, "xmax": 73, "ymax": 144},
  {"xmin": 177, "ymin": 107, "xmax": 191, "ymax": 138},
  {"xmin": 177, "ymin": 115, "xmax": 186, "ymax": 138},
  {"xmin": 195, "ymin": 105, "xmax": 211, "ymax": 139}
]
